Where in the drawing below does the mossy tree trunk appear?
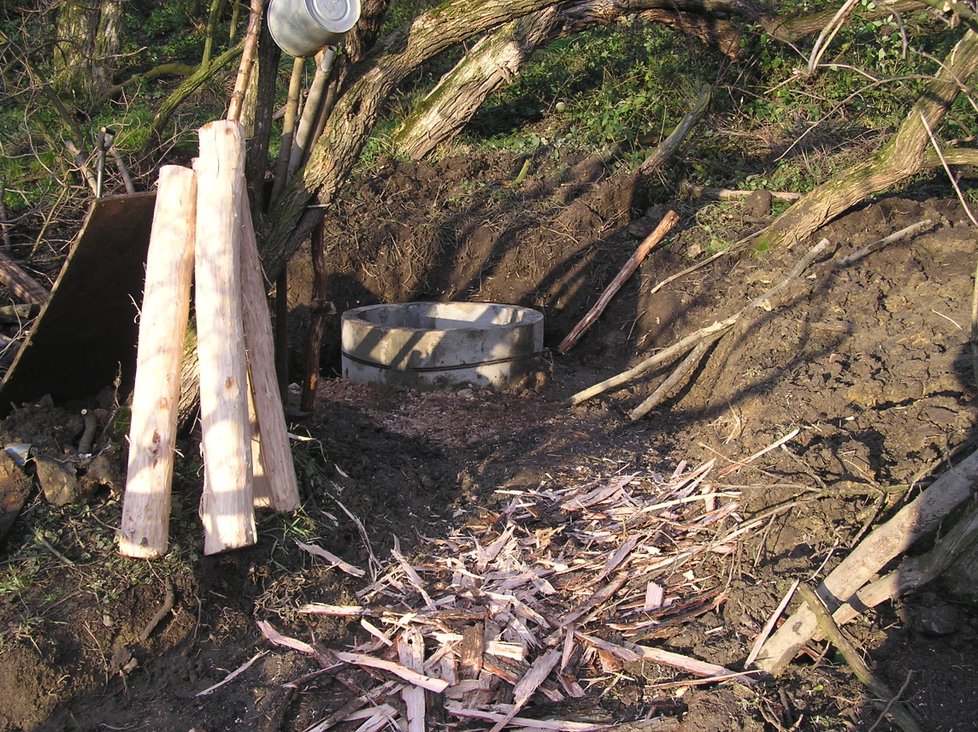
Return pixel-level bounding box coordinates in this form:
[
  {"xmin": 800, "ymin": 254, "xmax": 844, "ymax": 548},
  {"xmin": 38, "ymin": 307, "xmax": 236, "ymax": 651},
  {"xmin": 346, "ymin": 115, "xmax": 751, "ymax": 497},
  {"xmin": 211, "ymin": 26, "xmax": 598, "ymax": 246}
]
[
  {"xmin": 758, "ymin": 28, "xmax": 978, "ymax": 250},
  {"xmin": 390, "ymin": 0, "xmax": 744, "ymax": 163},
  {"xmin": 53, "ymin": 0, "xmax": 124, "ymax": 108},
  {"xmin": 260, "ymin": 0, "xmax": 767, "ymax": 280},
  {"xmin": 392, "ymin": 9, "xmax": 561, "ymax": 161}
]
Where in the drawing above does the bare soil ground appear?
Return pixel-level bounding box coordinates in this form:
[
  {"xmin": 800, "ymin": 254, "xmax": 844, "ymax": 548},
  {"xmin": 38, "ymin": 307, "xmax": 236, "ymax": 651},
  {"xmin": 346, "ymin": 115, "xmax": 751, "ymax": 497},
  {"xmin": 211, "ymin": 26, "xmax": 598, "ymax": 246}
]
[{"xmin": 1, "ymin": 147, "xmax": 976, "ymax": 731}]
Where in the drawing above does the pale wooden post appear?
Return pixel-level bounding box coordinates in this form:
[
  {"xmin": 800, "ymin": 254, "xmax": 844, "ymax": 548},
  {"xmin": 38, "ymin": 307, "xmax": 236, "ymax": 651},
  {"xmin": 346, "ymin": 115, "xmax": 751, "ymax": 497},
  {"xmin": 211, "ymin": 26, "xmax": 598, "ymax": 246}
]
[
  {"xmin": 119, "ymin": 165, "xmax": 196, "ymax": 558},
  {"xmin": 239, "ymin": 198, "xmax": 301, "ymax": 512},
  {"xmin": 195, "ymin": 121, "xmax": 256, "ymax": 554}
]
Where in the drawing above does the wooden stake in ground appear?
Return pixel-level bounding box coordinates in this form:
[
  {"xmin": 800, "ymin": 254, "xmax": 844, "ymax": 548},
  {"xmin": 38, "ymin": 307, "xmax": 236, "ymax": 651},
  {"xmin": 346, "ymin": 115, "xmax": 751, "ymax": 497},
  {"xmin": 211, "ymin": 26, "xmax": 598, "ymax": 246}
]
[
  {"xmin": 239, "ymin": 196, "xmax": 301, "ymax": 512},
  {"xmin": 119, "ymin": 165, "xmax": 196, "ymax": 558},
  {"xmin": 300, "ymin": 219, "xmax": 330, "ymax": 412},
  {"xmin": 557, "ymin": 210, "xmax": 679, "ymax": 354},
  {"xmin": 195, "ymin": 121, "xmax": 256, "ymax": 554}
]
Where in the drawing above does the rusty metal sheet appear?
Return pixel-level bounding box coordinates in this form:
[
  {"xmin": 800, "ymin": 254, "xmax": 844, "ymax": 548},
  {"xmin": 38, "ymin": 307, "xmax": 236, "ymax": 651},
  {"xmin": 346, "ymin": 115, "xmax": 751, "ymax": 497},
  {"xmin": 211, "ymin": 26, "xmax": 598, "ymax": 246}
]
[{"xmin": 0, "ymin": 192, "xmax": 157, "ymax": 411}]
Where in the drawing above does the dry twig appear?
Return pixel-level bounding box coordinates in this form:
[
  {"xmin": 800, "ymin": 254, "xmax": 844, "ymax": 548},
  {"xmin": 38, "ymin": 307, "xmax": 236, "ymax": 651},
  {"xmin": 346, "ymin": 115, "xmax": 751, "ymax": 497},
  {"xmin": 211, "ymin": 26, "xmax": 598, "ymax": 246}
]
[{"xmin": 568, "ymin": 239, "xmax": 833, "ymax": 407}]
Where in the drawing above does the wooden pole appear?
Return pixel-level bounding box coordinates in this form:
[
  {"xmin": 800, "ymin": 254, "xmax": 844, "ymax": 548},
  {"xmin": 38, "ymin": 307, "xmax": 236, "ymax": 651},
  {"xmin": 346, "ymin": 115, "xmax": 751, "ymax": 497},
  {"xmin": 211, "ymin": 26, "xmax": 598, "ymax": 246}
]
[
  {"xmin": 270, "ymin": 57, "xmax": 305, "ymax": 399},
  {"xmin": 226, "ymin": 0, "xmax": 264, "ymax": 123},
  {"xmin": 239, "ymin": 194, "xmax": 301, "ymax": 512},
  {"xmin": 119, "ymin": 165, "xmax": 196, "ymax": 558},
  {"xmin": 195, "ymin": 121, "xmax": 256, "ymax": 554},
  {"xmin": 300, "ymin": 218, "xmax": 329, "ymax": 412},
  {"xmin": 557, "ymin": 210, "xmax": 679, "ymax": 355}
]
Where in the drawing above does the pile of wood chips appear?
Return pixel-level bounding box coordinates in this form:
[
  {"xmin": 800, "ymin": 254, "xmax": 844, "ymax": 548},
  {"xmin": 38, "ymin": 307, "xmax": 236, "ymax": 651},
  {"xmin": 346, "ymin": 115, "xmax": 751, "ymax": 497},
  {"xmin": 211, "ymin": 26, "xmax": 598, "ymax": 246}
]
[{"xmin": 258, "ymin": 459, "xmax": 756, "ymax": 731}]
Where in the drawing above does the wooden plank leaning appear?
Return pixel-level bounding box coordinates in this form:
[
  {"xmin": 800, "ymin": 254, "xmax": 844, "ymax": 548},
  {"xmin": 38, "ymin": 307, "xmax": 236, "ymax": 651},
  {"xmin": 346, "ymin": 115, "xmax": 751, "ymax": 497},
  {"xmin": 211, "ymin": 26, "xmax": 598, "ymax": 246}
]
[
  {"xmin": 119, "ymin": 166, "xmax": 196, "ymax": 557},
  {"xmin": 755, "ymin": 446, "xmax": 978, "ymax": 675},
  {"xmin": 195, "ymin": 120, "xmax": 256, "ymax": 555}
]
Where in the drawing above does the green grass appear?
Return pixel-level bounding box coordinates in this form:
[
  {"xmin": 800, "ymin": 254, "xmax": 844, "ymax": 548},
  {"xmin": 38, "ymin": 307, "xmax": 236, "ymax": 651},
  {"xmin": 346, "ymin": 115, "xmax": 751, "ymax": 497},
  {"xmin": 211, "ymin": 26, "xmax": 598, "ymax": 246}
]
[{"xmin": 0, "ymin": 0, "xmax": 970, "ymax": 249}]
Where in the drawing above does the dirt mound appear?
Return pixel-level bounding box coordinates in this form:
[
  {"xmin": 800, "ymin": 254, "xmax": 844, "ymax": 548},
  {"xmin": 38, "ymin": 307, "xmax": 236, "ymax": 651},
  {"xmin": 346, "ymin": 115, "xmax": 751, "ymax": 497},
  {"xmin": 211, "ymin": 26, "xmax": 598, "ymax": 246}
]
[{"xmin": 1, "ymin": 149, "xmax": 977, "ymax": 731}]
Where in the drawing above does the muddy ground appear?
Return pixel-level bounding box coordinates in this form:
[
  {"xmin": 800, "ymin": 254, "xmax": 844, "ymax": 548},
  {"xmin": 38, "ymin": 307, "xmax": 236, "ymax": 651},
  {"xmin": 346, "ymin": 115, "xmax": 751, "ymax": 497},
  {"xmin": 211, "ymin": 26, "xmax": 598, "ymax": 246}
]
[{"xmin": 0, "ymin": 147, "xmax": 977, "ymax": 731}]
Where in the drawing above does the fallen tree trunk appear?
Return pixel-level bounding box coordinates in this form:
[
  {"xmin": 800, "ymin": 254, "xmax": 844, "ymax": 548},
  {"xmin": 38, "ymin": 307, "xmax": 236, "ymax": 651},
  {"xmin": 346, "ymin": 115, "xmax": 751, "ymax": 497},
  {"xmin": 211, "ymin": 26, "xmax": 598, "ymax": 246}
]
[{"xmin": 757, "ymin": 28, "xmax": 978, "ymax": 250}]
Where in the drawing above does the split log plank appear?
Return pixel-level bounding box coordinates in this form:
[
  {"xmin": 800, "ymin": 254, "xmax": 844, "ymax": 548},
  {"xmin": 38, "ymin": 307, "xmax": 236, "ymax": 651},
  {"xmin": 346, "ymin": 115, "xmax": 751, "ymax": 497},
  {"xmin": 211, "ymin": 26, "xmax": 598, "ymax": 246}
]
[
  {"xmin": 195, "ymin": 121, "xmax": 255, "ymax": 554},
  {"xmin": 119, "ymin": 166, "xmax": 196, "ymax": 558},
  {"xmin": 239, "ymin": 197, "xmax": 301, "ymax": 512},
  {"xmin": 557, "ymin": 210, "xmax": 679, "ymax": 354},
  {"xmin": 755, "ymin": 446, "xmax": 978, "ymax": 675}
]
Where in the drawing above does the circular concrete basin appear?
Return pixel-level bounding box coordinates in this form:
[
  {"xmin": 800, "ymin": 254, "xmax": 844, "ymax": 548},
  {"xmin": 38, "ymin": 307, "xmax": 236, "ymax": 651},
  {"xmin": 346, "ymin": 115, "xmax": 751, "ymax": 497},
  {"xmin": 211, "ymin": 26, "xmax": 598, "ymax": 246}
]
[{"xmin": 341, "ymin": 302, "xmax": 544, "ymax": 390}]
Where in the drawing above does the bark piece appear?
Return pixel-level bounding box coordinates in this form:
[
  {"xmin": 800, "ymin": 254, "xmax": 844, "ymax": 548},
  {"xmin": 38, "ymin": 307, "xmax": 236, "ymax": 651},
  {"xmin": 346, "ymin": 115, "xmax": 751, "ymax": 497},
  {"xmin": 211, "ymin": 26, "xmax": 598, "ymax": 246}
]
[
  {"xmin": 397, "ymin": 628, "xmax": 427, "ymax": 732},
  {"xmin": 333, "ymin": 651, "xmax": 450, "ymax": 692}
]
